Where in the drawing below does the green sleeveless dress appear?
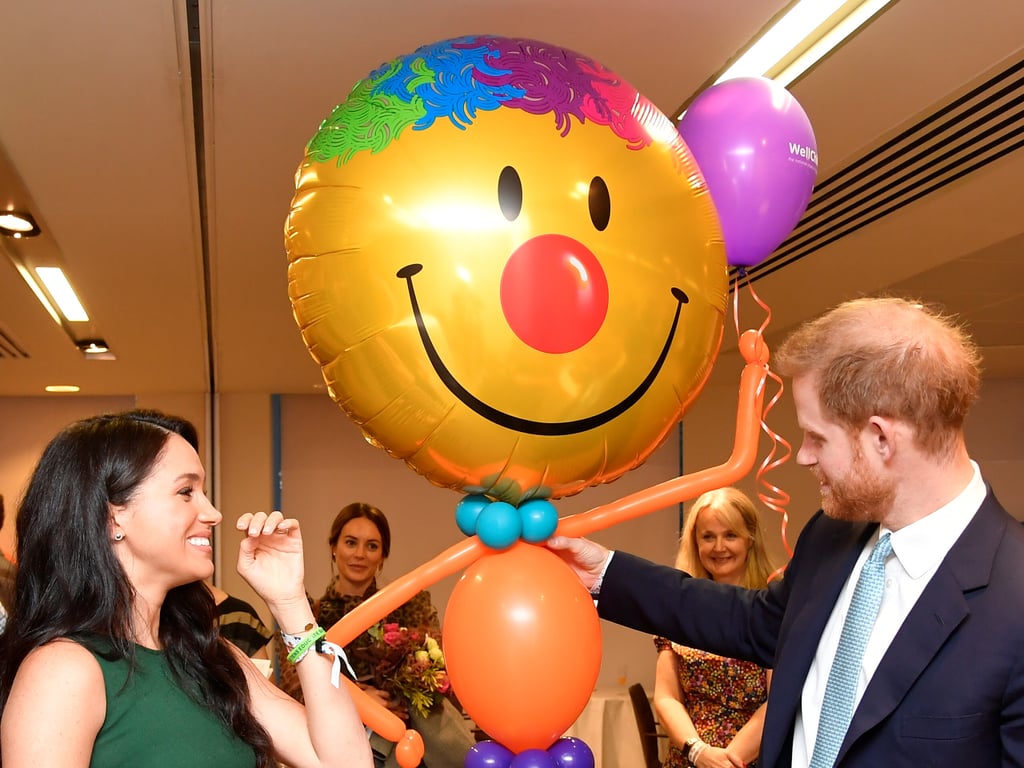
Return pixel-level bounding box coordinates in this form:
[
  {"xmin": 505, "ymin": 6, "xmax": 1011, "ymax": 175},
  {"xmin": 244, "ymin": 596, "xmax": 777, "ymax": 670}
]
[{"xmin": 85, "ymin": 641, "xmax": 256, "ymax": 768}]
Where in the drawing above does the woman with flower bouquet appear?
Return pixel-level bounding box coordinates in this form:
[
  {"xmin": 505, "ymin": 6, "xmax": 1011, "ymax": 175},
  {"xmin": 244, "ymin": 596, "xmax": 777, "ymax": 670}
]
[{"xmin": 277, "ymin": 503, "xmax": 475, "ymax": 768}]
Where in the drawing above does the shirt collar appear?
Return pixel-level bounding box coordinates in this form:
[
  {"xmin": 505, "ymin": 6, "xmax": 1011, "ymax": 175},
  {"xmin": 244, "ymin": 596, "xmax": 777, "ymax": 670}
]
[{"xmin": 885, "ymin": 461, "xmax": 986, "ymax": 579}]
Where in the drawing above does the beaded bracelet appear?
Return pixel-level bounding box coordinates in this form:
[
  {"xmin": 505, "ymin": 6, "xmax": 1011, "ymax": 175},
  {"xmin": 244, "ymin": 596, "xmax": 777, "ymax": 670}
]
[{"xmin": 286, "ymin": 625, "xmax": 326, "ymax": 665}]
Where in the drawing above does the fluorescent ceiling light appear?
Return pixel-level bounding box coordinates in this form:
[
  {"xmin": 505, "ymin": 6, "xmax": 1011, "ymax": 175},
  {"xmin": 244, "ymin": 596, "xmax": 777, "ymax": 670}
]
[
  {"xmin": 12, "ymin": 263, "xmax": 62, "ymax": 325},
  {"xmin": 715, "ymin": 0, "xmax": 895, "ymax": 87},
  {"xmin": 34, "ymin": 266, "xmax": 90, "ymax": 322},
  {"xmin": 45, "ymin": 385, "xmax": 81, "ymax": 393}
]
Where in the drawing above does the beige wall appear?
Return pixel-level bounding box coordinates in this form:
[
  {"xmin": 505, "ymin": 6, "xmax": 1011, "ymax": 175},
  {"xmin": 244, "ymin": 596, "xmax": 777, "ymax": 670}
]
[
  {"xmin": 0, "ymin": 395, "xmax": 134, "ymax": 557},
  {"xmin": 213, "ymin": 393, "xmax": 276, "ymax": 619}
]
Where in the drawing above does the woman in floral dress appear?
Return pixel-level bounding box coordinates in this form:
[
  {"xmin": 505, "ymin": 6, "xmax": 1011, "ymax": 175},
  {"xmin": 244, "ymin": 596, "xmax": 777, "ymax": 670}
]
[{"xmin": 654, "ymin": 488, "xmax": 775, "ymax": 768}]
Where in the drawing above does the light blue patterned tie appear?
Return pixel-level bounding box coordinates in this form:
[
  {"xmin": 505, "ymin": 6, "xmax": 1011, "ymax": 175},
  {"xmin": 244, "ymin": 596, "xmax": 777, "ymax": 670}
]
[{"xmin": 809, "ymin": 532, "xmax": 893, "ymax": 768}]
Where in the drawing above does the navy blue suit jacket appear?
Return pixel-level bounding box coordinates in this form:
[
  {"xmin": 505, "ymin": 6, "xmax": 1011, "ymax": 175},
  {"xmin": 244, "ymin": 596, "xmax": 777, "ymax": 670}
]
[{"xmin": 597, "ymin": 490, "xmax": 1024, "ymax": 766}]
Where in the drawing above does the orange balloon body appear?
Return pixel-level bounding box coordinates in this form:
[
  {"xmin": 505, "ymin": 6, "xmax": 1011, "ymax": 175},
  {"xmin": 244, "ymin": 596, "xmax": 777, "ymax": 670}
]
[{"xmin": 442, "ymin": 543, "xmax": 602, "ymax": 752}]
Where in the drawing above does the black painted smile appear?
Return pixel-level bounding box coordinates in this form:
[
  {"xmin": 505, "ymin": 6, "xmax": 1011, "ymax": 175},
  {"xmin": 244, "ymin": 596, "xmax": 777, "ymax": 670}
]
[{"xmin": 397, "ymin": 263, "xmax": 689, "ymax": 436}]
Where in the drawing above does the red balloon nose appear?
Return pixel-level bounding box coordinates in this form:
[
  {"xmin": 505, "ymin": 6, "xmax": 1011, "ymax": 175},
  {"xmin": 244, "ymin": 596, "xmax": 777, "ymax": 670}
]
[{"xmin": 500, "ymin": 234, "xmax": 609, "ymax": 354}]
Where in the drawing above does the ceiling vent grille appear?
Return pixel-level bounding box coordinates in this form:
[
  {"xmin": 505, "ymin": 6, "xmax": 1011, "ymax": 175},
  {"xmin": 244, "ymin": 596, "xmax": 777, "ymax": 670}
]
[
  {"xmin": 741, "ymin": 53, "xmax": 1024, "ymax": 282},
  {"xmin": 0, "ymin": 324, "xmax": 30, "ymax": 359}
]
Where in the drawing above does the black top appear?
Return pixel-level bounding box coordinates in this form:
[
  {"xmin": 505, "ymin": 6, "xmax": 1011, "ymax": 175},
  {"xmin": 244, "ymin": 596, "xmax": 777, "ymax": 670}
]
[{"xmin": 215, "ymin": 594, "xmax": 273, "ymax": 656}]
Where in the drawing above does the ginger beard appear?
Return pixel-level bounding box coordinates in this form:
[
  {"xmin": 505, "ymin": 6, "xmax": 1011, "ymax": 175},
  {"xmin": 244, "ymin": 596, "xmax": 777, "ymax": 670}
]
[{"xmin": 816, "ymin": 442, "xmax": 897, "ymax": 522}]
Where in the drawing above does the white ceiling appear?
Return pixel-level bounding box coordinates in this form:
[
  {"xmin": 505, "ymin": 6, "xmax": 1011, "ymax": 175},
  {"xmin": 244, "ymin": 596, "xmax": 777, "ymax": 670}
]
[{"xmin": 1, "ymin": 0, "xmax": 1022, "ymax": 399}]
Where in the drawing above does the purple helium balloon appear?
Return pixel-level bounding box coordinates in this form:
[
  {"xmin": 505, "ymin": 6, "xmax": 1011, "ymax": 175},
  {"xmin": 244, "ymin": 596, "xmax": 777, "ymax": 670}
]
[
  {"xmin": 465, "ymin": 741, "xmax": 515, "ymax": 768},
  {"xmin": 678, "ymin": 76, "xmax": 818, "ymax": 268},
  {"xmin": 549, "ymin": 737, "xmax": 596, "ymax": 768}
]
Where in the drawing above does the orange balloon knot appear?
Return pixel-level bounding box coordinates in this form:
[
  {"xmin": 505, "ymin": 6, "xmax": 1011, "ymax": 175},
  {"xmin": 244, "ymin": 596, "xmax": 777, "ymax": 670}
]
[
  {"xmin": 394, "ymin": 729, "xmax": 425, "ymax": 768},
  {"xmin": 738, "ymin": 329, "xmax": 769, "ymax": 365},
  {"xmin": 454, "ymin": 495, "xmax": 558, "ymax": 549}
]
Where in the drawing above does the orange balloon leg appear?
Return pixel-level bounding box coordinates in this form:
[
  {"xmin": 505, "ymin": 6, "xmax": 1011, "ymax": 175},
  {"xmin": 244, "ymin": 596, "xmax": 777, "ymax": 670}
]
[
  {"xmin": 443, "ymin": 542, "xmax": 602, "ymax": 754},
  {"xmin": 394, "ymin": 730, "xmax": 426, "ymax": 768},
  {"xmin": 344, "ymin": 679, "xmax": 425, "ymax": 767},
  {"xmin": 324, "ymin": 537, "xmax": 487, "ymax": 766}
]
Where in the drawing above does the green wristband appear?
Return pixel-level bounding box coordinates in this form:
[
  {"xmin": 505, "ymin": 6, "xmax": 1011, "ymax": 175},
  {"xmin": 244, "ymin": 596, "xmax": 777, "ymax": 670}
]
[{"xmin": 287, "ymin": 625, "xmax": 326, "ymax": 664}]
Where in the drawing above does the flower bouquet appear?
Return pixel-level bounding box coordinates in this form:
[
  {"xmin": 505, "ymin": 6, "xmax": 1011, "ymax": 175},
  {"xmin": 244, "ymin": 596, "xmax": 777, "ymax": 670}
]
[{"xmin": 357, "ymin": 622, "xmax": 452, "ymax": 719}]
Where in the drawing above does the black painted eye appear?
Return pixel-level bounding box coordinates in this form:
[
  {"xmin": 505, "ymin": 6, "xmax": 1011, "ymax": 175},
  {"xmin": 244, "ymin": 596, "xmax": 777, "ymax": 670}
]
[
  {"xmin": 498, "ymin": 166, "xmax": 523, "ymax": 221},
  {"xmin": 589, "ymin": 176, "xmax": 610, "ymax": 231}
]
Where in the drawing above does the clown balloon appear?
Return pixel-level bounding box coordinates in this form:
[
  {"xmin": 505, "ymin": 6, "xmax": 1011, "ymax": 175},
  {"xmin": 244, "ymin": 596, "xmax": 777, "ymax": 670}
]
[{"xmin": 285, "ymin": 35, "xmax": 771, "ymax": 768}]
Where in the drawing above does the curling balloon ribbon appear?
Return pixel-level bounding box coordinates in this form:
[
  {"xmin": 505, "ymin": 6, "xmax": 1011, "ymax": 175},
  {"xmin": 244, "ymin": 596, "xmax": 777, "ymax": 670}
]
[
  {"xmin": 759, "ymin": 364, "xmax": 795, "ymax": 582},
  {"xmin": 732, "ymin": 271, "xmax": 794, "ymax": 578}
]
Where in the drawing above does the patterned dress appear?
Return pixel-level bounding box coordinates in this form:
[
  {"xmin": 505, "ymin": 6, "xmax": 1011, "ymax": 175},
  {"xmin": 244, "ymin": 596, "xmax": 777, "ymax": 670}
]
[{"xmin": 654, "ymin": 637, "xmax": 768, "ymax": 768}]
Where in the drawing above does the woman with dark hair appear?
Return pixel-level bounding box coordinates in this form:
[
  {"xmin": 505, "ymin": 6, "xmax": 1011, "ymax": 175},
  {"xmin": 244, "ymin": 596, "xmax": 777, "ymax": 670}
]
[
  {"xmin": 279, "ymin": 502, "xmax": 474, "ymax": 768},
  {"xmin": 0, "ymin": 409, "xmax": 372, "ymax": 768}
]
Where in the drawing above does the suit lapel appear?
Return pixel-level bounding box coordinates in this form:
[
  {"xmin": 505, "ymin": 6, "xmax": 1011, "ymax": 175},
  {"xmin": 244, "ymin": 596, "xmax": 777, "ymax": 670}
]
[
  {"xmin": 837, "ymin": 493, "xmax": 1005, "ymax": 760},
  {"xmin": 840, "ymin": 566, "xmax": 968, "ymax": 753}
]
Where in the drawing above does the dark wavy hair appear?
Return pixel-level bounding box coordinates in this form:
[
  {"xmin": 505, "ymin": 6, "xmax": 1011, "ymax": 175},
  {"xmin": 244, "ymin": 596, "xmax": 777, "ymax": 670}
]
[{"xmin": 0, "ymin": 409, "xmax": 274, "ymax": 766}]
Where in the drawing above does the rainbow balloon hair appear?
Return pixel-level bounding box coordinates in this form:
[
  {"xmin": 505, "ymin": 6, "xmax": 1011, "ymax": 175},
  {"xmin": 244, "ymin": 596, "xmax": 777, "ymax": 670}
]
[{"xmin": 306, "ymin": 35, "xmax": 679, "ymax": 165}]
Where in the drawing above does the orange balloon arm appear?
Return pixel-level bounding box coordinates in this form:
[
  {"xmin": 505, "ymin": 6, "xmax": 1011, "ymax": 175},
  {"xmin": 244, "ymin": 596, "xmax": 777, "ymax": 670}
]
[
  {"xmin": 555, "ymin": 331, "xmax": 769, "ymax": 538},
  {"xmin": 324, "ymin": 536, "xmax": 485, "ymax": 647}
]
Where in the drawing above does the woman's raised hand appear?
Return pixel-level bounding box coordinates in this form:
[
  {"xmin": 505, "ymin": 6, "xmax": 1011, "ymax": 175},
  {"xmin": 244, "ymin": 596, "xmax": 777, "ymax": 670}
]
[{"xmin": 235, "ymin": 511, "xmax": 305, "ymax": 608}]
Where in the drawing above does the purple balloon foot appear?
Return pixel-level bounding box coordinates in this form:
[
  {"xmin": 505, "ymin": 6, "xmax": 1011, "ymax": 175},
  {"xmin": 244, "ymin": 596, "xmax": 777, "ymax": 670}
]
[
  {"xmin": 549, "ymin": 737, "xmax": 596, "ymax": 768},
  {"xmin": 464, "ymin": 740, "xmax": 515, "ymax": 768}
]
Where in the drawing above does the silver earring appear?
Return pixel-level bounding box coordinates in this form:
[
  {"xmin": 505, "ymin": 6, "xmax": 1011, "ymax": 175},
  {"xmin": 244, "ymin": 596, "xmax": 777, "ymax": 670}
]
[{"xmin": 114, "ymin": 532, "xmax": 125, "ymax": 541}]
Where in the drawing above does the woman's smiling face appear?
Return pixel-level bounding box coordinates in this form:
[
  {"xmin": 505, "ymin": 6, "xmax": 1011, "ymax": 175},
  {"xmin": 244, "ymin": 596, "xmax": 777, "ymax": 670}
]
[
  {"xmin": 332, "ymin": 516, "xmax": 385, "ymax": 595},
  {"xmin": 111, "ymin": 433, "xmax": 221, "ymax": 593},
  {"xmin": 694, "ymin": 507, "xmax": 752, "ymax": 586}
]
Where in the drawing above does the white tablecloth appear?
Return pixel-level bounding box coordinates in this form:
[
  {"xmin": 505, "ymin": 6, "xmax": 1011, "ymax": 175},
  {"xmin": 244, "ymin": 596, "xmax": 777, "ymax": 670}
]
[{"xmin": 563, "ymin": 688, "xmax": 649, "ymax": 768}]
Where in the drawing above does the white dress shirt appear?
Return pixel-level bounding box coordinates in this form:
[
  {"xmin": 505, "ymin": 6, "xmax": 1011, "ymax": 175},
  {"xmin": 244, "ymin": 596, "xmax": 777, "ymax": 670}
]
[{"xmin": 791, "ymin": 461, "xmax": 987, "ymax": 767}]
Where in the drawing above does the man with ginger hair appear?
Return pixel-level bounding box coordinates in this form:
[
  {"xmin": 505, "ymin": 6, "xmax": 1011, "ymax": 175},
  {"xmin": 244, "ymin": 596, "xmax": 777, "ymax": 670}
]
[{"xmin": 549, "ymin": 297, "xmax": 1024, "ymax": 767}]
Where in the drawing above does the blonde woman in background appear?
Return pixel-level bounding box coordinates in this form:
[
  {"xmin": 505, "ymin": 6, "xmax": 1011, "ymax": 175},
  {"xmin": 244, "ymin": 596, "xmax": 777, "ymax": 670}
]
[{"xmin": 654, "ymin": 488, "xmax": 774, "ymax": 768}]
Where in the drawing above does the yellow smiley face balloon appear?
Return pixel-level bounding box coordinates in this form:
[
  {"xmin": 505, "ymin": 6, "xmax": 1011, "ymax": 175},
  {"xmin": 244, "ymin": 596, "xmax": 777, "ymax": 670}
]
[{"xmin": 286, "ymin": 35, "xmax": 727, "ymax": 504}]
